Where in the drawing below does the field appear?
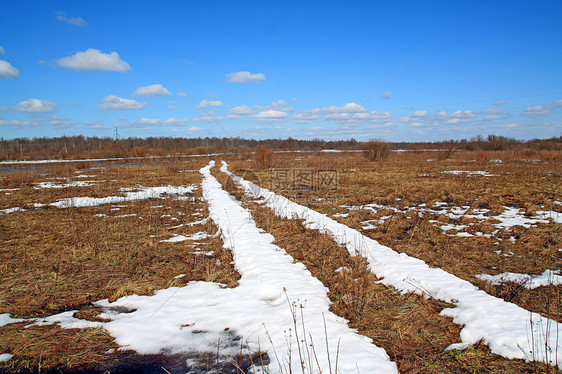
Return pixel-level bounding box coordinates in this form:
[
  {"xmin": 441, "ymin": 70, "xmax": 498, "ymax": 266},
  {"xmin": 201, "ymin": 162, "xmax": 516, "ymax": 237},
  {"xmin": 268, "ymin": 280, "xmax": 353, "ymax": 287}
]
[{"xmin": 0, "ymin": 149, "xmax": 560, "ymax": 373}]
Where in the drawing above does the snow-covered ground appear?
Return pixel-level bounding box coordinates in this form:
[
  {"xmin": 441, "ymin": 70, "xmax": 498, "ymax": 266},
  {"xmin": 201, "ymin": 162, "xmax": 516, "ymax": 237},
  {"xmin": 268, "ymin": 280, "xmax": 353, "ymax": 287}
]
[
  {"xmin": 223, "ymin": 161, "xmax": 561, "ymax": 369},
  {"xmin": 476, "ymin": 270, "xmax": 561, "ymax": 289},
  {"xmin": 440, "ymin": 170, "xmax": 499, "ymax": 177},
  {"xmin": 0, "ymin": 185, "xmax": 196, "ymax": 214},
  {"xmin": 1, "ymin": 161, "xmax": 398, "ymax": 373},
  {"xmin": 341, "ymin": 199, "xmax": 562, "ymax": 239}
]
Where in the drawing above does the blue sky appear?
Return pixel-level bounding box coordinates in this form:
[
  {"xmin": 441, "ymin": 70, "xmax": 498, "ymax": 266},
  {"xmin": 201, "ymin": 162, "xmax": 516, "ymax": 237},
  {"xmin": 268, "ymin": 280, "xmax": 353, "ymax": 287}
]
[{"xmin": 1, "ymin": 1, "xmax": 561, "ymax": 142}]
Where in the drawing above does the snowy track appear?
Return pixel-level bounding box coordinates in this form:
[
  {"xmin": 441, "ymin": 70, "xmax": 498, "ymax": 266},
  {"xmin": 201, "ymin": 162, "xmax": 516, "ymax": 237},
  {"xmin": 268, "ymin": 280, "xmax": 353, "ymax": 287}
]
[
  {"xmin": 222, "ymin": 161, "xmax": 561, "ymax": 369},
  {"xmin": 12, "ymin": 161, "xmax": 397, "ymax": 373},
  {"xmin": 196, "ymin": 162, "xmax": 398, "ymax": 372}
]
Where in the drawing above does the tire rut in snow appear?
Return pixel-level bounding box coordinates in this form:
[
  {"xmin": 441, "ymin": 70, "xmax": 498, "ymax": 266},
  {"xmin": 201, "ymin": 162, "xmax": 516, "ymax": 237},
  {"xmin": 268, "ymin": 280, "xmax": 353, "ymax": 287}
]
[{"xmin": 221, "ymin": 161, "xmax": 562, "ymax": 370}]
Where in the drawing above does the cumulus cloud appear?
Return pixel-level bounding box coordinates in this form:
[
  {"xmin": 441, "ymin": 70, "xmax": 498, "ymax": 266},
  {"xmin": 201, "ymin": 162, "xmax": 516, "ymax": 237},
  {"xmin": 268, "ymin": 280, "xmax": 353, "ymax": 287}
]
[
  {"xmin": 253, "ymin": 110, "xmax": 288, "ymax": 121},
  {"xmin": 100, "ymin": 95, "xmax": 147, "ymax": 111},
  {"xmin": 521, "ymin": 100, "xmax": 562, "ymax": 117},
  {"xmin": 0, "ymin": 46, "xmax": 4, "ymax": 55},
  {"xmin": 199, "ymin": 100, "xmax": 224, "ymax": 109},
  {"xmin": 0, "ymin": 60, "xmax": 19, "ymax": 79},
  {"xmin": 56, "ymin": 49, "xmax": 131, "ymax": 72},
  {"xmin": 293, "ymin": 102, "xmax": 388, "ymax": 124},
  {"xmin": 0, "ymin": 119, "xmax": 36, "ymax": 127},
  {"xmin": 15, "ymin": 98, "xmax": 57, "ymax": 113},
  {"xmin": 293, "ymin": 112, "xmax": 320, "ymax": 123},
  {"xmin": 320, "ymin": 102, "xmax": 367, "ymax": 113},
  {"xmin": 88, "ymin": 124, "xmax": 110, "ymax": 129},
  {"xmin": 132, "ymin": 84, "xmax": 172, "ymax": 97},
  {"xmin": 380, "ymin": 91, "xmax": 393, "ymax": 99},
  {"xmin": 227, "ymin": 100, "xmax": 293, "ymax": 119},
  {"xmin": 48, "ymin": 115, "xmax": 73, "ymax": 128},
  {"xmin": 55, "ymin": 11, "xmax": 88, "ymax": 26},
  {"xmin": 125, "ymin": 117, "xmax": 189, "ymax": 127},
  {"xmin": 493, "ymin": 100, "xmax": 506, "ymax": 106},
  {"xmin": 325, "ymin": 111, "xmax": 391, "ymax": 123},
  {"xmin": 225, "ymin": 71, "xmax": 266, "ymax": 83}
]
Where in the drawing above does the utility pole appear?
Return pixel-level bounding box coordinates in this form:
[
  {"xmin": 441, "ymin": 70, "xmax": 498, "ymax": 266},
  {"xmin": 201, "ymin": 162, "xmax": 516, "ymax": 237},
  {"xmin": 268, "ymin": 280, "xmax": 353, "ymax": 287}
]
[{"xmin": 114, "ymin": 125, "xmax": 119, "ymax": 142}]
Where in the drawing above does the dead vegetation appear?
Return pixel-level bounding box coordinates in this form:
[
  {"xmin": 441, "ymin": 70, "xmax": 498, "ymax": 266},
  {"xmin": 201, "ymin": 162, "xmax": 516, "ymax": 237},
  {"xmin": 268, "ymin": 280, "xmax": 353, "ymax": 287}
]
[
  {"xmin": 226, "ymin": 150, "xmax": 561, "ymax": 325},
  {"xmin": 0, "ymin": 159, "xmax": 241, "ymax": 371},
  {"xmin": 215, "ymin": 163, "xmax": 555, "ymax": 373},
  {"xmin": 1, "ymin": 149, "xmax": 560, "ymax": 373}
]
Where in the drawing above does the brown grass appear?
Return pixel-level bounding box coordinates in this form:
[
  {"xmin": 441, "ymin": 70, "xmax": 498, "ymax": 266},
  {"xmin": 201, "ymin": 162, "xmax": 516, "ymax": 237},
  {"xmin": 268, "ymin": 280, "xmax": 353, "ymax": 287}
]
[
  {"xmin": 0, "ymin": 159, "xmax": 241, "ymax": 371},
  {"xmin": 215, "ymin": 164, "xmax": 553, "ymax": 373},
  {"xmin": 225, "ymin": 150, "xmax": 562, "ymax": 325}
]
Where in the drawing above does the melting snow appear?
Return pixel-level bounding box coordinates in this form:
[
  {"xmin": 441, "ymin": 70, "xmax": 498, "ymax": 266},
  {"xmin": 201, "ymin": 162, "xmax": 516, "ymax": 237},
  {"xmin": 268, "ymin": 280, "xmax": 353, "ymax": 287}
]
[
  {"xmin": 8, "ymin": 162, "xmax": 397, "ymax": 373},
  {"xmin": 51, "ymin": 185, "xmax": 196, "ymax": 208},
  {"xmin": 476, "ymin": 270, "xmax": 561, "ymax": 289},
  {"xmin": 224, "ymin": 161, "xmax": 562, "ymax": 369},
  {"xmin": 441, "ymin": 170, "xmax": 499, "ymax": 177},
  {"xmin": 0, "ymin": 314, "xmax": 25, "ymax": 327},
  {"xmin": 0, "ymin": 354, "xmax": 13, "ymax": 362},
  {"xmin": 34, "ymin": 181, "xmax": 96, "ymax": 189}
]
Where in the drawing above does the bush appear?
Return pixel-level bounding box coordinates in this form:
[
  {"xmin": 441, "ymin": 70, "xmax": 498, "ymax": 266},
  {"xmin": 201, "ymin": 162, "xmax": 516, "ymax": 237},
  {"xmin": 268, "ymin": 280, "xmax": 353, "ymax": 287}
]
[
  {"xmin": 362, "ymin": 140, "xmax": 391, "ymax": 162},
  {"xmin": 254, "ymin": 146, "xmax": 273, "ymax": 169}
]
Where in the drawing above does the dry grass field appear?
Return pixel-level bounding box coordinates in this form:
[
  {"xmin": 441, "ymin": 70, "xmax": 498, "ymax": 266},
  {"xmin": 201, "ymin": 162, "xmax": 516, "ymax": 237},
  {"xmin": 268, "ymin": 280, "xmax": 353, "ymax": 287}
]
[{"xmin": 0, "ymin": 149, "xmax": 560, "ymax": 373}]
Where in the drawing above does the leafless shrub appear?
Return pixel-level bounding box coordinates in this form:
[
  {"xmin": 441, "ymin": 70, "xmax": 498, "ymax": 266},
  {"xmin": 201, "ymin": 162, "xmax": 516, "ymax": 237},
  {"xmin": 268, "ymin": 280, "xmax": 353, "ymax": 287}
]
[
  {"xmin": 255, "ymin": 146, "xmax": 273, "ymax": 169},
  {"xmin": 362, "ymin": 139, "xmax": 390, "ymax": 162}
]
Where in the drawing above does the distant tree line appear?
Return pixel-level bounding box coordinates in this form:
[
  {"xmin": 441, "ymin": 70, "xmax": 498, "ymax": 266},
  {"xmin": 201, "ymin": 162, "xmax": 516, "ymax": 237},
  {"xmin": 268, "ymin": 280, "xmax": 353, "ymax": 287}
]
[
  {"xmin": 0, "ymin": 136, "xmax": 360, "ymax": 160},
  {"xmin": 0, "ymin": 135, "xmax": 559, "ymax": 160},
  {"xmin": 399, "ymin": 135, "xmax": 561, "ymax": 151}
]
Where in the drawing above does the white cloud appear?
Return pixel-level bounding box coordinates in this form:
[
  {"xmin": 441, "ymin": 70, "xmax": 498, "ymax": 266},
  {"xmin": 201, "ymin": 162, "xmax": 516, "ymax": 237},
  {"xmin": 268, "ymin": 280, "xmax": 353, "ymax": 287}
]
[
  {"xmin": 413, "ymin": 110, "xmax": 428, "ymax": 117},
  {"xmin": 228, "ymin": 105, "xmax": 253, "ymax": 116},
  {"xmin": 449, "ymin": 110, "xmax": 478, "ymax": 119},
  {"xmin": 293, "ymin": 102, "xmax": 386, "ymax": 124},
  {"xmin": 126, "ymin": 117, "xmax": 189, "ymax": 127},
  {"xmin": 320, "ymin": 102, "xmax": 367, "ymax": 113},
  {"xmin": 521, "ymin": 100, "xmax": 562, "ymax": 117},
  {"xmin": 325, "ymin": 111, "xmax": 390, "ymax": 123},
  {"xmin": 187, "ymin": 126, "xmax": 202, "ymax": 132},
  {"xmin": 293, "ymin": 112, "xmax": 320, "ymax": 123},
  {"xmin": 0, "ymin": 60, "xmax": 19, "ymax": 79},
  {"xmin": 15, "ymin": 98, "xmax": 57, "ymax": 113},
  {"xmin": 253, "ymin": 110, "xmax": 288, "ymax": 121},
  {"xmin": 199, "ymin": 100, "xmax": 224, "ymax": 109},
  {"xmin": 484, "ymin": 108, "xmax": 506, "ymax": 114},
  {"xmin": 225, "ymin": 71, "xmax": 266, "ymax": 83},
  {"xmin": 88, "ymin": 124, "xmax": 110, "ymax": 129},
  {"xmin": 177, "ymin": 92, "xmax": 189, "ymax": 97},
  {"xmin": 0, "ymin": 119, "xmax": 36, "ymax": 127},
  {"xmin": 0, "ymin": 46, "xmax": 4, "ymax": 55},
  {"xmin": 100, "ymin": 95, "xmax": 147, "ymax": 111},
  {"xmin": 132, "ymin": 84, "xmax": 172, "ymax": 97},
  {"xmin": 380, "ymin": 91, "xmax": 393, "ymax": 99},
  {"xmin": 227, "ymin": 100, "xmax": 293, "ymax": 119},
  {"xmin": 55, "ymin": 11, "xmax": 88, "ymax": 26},
  {"xmin": 49, "ymin": 115, "xmax": 73, "ymax": 128},
  {"xmin": 56, "ymin": 49, "xmax": 131, "ymax": 72},
  {"xmin": 493, "ymin": 100, "xmax": 506, "ymax": 106},
  {"xmin": 167, "ymin": 101, "xmax": 177, "ymax": 111},
  {"xmin": 192, "ymin": 112, "xmax": 222, "ymax": 122}
]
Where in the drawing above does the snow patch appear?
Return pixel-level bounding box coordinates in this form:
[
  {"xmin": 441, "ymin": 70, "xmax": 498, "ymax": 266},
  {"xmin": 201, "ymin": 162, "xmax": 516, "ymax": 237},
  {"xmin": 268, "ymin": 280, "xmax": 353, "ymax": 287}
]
[
  {"xmin": 441, "ymin": 170, "xmax": 499, "ymax": 177},
  {"xmin": 51, "ymin": 185, "xmax": 196, "ymax": 208},
  {"xmin": 225, "ymin": 161, "xmax": 562, "ymax": 369},
  {"xmin": 475, "ymin": 270, "xmax": 561, "ymax": 289}
]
